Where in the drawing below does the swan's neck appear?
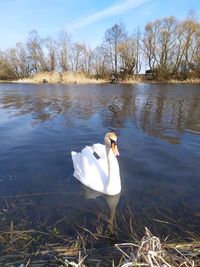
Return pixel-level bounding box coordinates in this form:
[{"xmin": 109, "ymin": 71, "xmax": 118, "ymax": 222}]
[
  {"xmin": 105, "ymin": 146, "xmax": 120, "ymax": 194},
  {"xmin": 106, "ymin": 148, "xmax": 115, "ymax": 176}
]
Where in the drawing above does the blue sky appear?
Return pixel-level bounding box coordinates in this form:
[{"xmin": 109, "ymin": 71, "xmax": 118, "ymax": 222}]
[{"xmin": 0, "ymin": 0, "xmax": 200, "ymax": 50}]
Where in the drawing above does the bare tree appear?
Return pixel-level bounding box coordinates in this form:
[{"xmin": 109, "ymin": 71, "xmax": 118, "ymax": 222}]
[
  {"xmin": 0, "ymin": 50, "xmax": 17, "ymax": 80},
  {"xmin": 117, "ymin": 32, "xmax": 141, "ymax": 79},
  {"xmin": 93, "ymin": 45, "xmax": 109, "ymax": 78},
  {"xmin": 68, "ymin": 42, "xmax": 94, "ymax": 74},
  {"xmin": 81, "ymin": 45, "xmax": 94, "ymax": 74},
  {"xmin": 191, "ymin": 25, "xmax": 200, "ymax": 77},
  {"xmin": 27, "ymin": 30, "xmax": 51, "ymax": 72},
  {"xmin": 27, "ymin": 30, "xmax": 42, "ymax": 74},
  {"xmin": 7, "ymin": 42, "xmax": 30, "ymax": 78},
  {"xmin": 103, "ymin": 23, "xmax": 126, "ymax": 77},
  {"xmin": 57, "ymin": 30, "xmax": 71, "ymax": 72},
  {"xmin": 156, "ymin": 17, "xmax": 178, "ymax": 78},
  {"xmin": 69, "ymin": 42, "xmax": 83, "ymax": 72},
  {"xmin": 44, "ymin": 37, "xmax": 57, "ymax": 72},
  {"xmin": 142, "ymin": 20, "xmax": 160, "ymax": 72},
  {"xmin": 179, "ymin": 19, "xmax": 199, "ymax": 77}
]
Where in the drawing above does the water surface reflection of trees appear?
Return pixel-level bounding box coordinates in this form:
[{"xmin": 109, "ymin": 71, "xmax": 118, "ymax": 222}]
[
  {"xmin": 102, "ymin": 86, "xmax": 200, "ymax": 143},
  {"xmin": 0, "ymin": 84, "xmax": 199, "ymax": 143}
]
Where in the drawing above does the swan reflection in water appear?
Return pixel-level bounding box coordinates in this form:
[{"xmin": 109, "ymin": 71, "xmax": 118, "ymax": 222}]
[{"xmin": 81, "ymin": 186, "xmax": 121, "ymax": 234}]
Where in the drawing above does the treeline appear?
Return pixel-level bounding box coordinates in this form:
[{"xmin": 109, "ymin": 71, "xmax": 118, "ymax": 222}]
[{"xmin": 0, "ymin": 14, "xmax": 200, "ymax": 81}]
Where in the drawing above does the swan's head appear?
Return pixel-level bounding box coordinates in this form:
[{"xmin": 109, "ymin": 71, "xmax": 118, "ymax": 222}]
[{"xmin": 104, "ymin": 132, "xmax": 119, "ymax": 157}]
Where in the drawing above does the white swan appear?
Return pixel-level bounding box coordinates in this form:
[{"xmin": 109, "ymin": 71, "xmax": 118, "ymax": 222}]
[{"xmin": 71, "ymin": 132, "xmax": 121, "ymax": 195}]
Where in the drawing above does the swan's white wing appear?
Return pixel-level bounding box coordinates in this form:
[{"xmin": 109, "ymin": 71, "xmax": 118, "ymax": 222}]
[
  {"xmin": 71, "ymin": 145, "xmax": 108, "ymax": 192},
  {"xmin": 92, "ymin": 143, "xmax": 106, "ymax": 160}
]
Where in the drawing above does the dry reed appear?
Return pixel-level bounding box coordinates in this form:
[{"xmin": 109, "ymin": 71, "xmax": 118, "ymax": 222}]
[
  {"xmin": 0, "ymin": 197, "xmax": 199, "ymax": 266},
  {"xmin": 16, "ymin": 71, "xmax": 107, "ymax": 84}
]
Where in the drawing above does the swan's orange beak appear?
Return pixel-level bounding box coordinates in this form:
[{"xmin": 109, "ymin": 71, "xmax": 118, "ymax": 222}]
[{"xmin": 111, "ymin": 142, "xmax": 120, "ymax": 157}]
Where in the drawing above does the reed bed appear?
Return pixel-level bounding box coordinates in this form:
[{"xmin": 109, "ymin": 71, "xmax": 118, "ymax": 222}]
[
  {"xmin": 0, "ymin": 196, "xmax": 199, "ymax": 266},
  {"xmin": 16, "ymin": 71, "xmax": 107, "ymax": 84}
]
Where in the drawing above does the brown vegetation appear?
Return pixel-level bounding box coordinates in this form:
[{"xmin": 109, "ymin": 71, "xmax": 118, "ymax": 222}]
[
  {"xmin": 17, "ymin": 71, "xmax": 107, "ymax": 84},
  {"xmin": 0, "ymin": 196, "xmax": 199, "ymax": 266}
]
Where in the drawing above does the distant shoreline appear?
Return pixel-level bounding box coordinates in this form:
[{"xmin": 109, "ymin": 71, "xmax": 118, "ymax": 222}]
[
  {"xmin": 1, "ymin": 79, "xmax": 200, "ymax": 85},
  {"xmin": 2, "ymin": 79, "xmax": 199, "ymax": 85},
  {"xmin": 0, "ymin": 71, "xmax": 200, "ymax": 85}
]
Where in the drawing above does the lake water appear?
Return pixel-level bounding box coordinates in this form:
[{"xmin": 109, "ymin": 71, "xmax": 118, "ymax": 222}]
[{"xmin": 0, "ymin": 82, "xmax": 200, "ymax": 253}]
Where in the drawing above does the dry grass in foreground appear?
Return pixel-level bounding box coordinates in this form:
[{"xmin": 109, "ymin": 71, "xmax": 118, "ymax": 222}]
[
  {"xmin": 115, "ymin": 228, "xmax": 200, "ymax": 267},
  {"xmin": 0, "ymin": 196, "xmax": 199, "ymax": 266},
  {"xmin": 0, "ymin": 225, "xmax": 199, "ymax": 266}
]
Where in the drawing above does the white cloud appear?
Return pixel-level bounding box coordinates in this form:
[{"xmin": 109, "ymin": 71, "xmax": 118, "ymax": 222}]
[{"xmin": 68, "ymin": 0, "xmax": 149, "ymax": 30}]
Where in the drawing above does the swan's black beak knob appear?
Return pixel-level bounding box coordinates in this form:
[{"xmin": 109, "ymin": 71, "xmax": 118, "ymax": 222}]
[{"xmin": 111, "ymin": 139, "xmax": 120, "ymax": 157}]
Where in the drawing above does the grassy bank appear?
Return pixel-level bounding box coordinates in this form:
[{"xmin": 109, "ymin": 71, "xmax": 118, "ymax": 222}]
[
  {"xmin": 14, "ymin": 71, "xmax": 107, "ymax": 84},
  {"xmin": 143, "ymin": 78, "xmax": 200, "ymax": 84},
  {"xmin": 13, "ymin": 73, "xmax": 200, "ymax": 85}
]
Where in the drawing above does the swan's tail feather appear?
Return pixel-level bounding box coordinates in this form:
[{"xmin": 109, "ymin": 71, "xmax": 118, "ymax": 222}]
[
  {"xmin": 71, "ymin": 151, "xmax": 83, "ymax": 181},
  {"xmin": 73, "ymin": 170, "xmax": 79, "ymax": 180},
  {"xmin": 71, "ymin": 151, "xmax": 76, "ymax": 157}
]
